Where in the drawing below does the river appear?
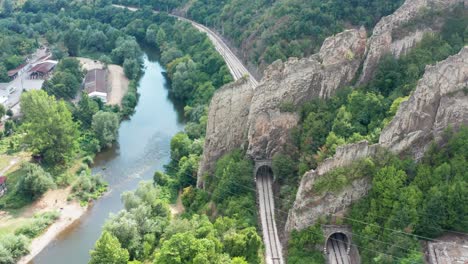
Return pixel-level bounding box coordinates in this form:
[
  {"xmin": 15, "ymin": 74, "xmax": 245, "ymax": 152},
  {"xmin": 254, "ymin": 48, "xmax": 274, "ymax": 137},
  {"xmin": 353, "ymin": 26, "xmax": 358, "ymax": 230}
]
[{"xmin": 31, "ymin": 48, "xmax": 185, "ymax": 264}]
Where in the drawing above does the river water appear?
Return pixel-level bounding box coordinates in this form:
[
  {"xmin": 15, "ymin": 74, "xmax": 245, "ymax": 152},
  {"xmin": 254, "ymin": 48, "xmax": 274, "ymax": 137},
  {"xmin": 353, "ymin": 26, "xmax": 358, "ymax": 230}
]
[{"xmin": 31, "ymin": 49, "xmax": 185, "ymax": 264}]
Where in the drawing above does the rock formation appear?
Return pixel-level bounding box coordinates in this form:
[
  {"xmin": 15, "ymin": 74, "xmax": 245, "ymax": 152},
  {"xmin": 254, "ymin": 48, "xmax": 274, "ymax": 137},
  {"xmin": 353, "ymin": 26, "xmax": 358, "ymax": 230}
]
[
  {"xmin": 198, "ymin": 28, "xmax": 367, "ymax": 182},
  {"xmin": 247, "ymin": 28, "xmax": 367, "ymax": 159},
  {"xmin": 197, "ymin": 78, "xmax": 253, "ymax": 187},
  {"xmin": 358, "ymin": 0, "xmax": 465, "ymax": 84},
  {"xmin": 380, "ymin": 46, "xmax": 468, "ymax": 158},
  {"xmin": 287, "ymin": 46, "xmax": 468, "ymax": 232}
]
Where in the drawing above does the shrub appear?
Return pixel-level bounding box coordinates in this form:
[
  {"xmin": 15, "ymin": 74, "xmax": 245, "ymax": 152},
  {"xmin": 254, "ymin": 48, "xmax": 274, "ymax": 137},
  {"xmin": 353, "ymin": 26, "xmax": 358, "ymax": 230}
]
[{"xmin": 16, "ymin": 163, "xmax": 56, "ymax": 200}]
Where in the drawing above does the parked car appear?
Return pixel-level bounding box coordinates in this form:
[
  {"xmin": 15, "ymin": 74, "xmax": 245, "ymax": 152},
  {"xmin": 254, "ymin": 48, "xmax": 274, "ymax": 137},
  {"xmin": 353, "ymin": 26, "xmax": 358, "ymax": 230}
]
[{"xmin": 8, "ymin": 86, "xmax": 16, "ymax": 95}]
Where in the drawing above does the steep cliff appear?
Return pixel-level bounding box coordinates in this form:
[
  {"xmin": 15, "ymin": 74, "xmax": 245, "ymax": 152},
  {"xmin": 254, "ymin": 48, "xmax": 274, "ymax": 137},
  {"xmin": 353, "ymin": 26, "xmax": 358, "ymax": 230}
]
[
  {"xmin": 380, "ymin": 46, "xmax": 468, "ymax": 158},
  {"xmin": 287, "ymin": 46, "xmax": 468, "ymax": 232},
  {"xmin": 198, "ymin": 28, "xmax": 367, "ymax": 181},
  {"xmin": 358, "ymin": 0, "xmax": 465, "ymax": 84},
  {"xmin": 246, "ymin": 28, "xmax": 367, "ymax": 160},
  {"xmin": 197, "ymin": 78, "xmax": 253, "ymax": 187}
]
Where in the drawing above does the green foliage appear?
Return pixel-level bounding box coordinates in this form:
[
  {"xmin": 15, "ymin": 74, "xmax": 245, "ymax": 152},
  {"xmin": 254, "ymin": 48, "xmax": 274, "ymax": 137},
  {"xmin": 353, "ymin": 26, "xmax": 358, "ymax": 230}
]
[
  {"xmin": 14, "ymin": 211, "xmax": 59, "ymax": 238},
  {"xmin": 43, "ymin": 58, "xmax": 84, "ymax": 100},
  {"xmin": 92, "ymin": 111, "xmax": 120, "ymax": 149},
  {"xmin": 105, "ymin": 181, "xmax": 171, "ymax": 259},
  {"xmin": 123, "ymin": 58, "xmax": 140, "ymax": 80},
  {"xmin": 313, "ymin": 158, "xmax": 375, "ymax": 194},
  {"xmin": 21, "ymin": 90, "xmax": 79, "ymax": 165},
  {"xmin": 121, "ymin": 81, "xmax": 139, "ymax": 117},
  {"xmin": 348, "ymin": 128, "xmax": 468, "ymax": 263},
  {"xmin": 71, "ymin": 171, "xmax": 107, "ymax": 204},
  {"xmin": 287, "ymin": 224, "xmax": 325, "ymax": 264},
  {"xmin": 16, "ymin": 163, "xmax": 56, "ymax": 200},
  {"xmin": 89, "ymin": 231, "xmax": 129, "ymax": 264},
  {"xmin": 0, "ymin": 234, "xmax": 29, "ymax": 264}
]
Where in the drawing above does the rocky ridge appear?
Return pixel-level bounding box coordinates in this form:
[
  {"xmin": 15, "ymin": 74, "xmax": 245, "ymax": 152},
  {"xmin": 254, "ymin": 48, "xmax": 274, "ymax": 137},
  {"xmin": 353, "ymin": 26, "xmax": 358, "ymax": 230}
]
[
  {"xmin": 358, "ymin": 0, "xmax": 465, "ymax": 84},
  {"xmin": 287, "ymin": 46, "xmax": 468, "ymax": 232}
]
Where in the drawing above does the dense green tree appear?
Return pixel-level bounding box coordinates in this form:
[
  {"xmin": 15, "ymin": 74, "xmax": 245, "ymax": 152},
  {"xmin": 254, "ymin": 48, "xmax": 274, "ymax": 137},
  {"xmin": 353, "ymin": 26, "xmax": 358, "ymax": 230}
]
[
  {"xmin": 43, "ymin": 71, "xmax": 80, "ymax": 99},
  {"xmin": 89, "ymin": 231, "xmax": 129, "ymax": 264},
  {"xmin": 123, "ymin": 58, "xmax": 140, "ymax": 80},
  {"xmin": 21, "ymin": 90, "xmax": 78, "ymax": 164},
  {"xmin": 64, "ymin": 28, "xmax": 81, "ymax": 56},
  {"xmin": 92, "ymin": 111, "xmax": 119, "ymax": 149},
  {"xmin": 75, "ymin": 94, "xmax": 99, "ymax": 128},
  {"xmin": 111, "ymin": 37, "xmax": 142, "ymax": 65},
  {"xmin": 16, "ymin": 163, "xmax": 56, "ymax": 199}
]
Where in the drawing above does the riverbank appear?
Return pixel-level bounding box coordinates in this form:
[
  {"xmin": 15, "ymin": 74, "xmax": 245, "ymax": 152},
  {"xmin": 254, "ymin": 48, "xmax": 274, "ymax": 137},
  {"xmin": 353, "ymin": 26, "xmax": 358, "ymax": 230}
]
[{"xmin": 17, "ymin": 195, "xmax": 86, "ymax": 264}]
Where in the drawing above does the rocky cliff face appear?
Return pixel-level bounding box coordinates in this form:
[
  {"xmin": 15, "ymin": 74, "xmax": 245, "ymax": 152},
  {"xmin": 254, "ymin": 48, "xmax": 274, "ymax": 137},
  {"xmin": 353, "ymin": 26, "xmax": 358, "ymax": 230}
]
[
  {"xmin": 358, "ymin": 0, "xmax": 465, "ymax": 84},
  {"xmin": 380, "ymin": 47, "xmax": 468, "ymax": 159},
  {"xmin": 246, "ymin": 28, "xmax": 367, "ymax": 160},
  {"xmin": 198, "ymin": 29, "xmax": 367, "ymax": 179},
  {"xmin": 287, "ymin": 46, "xmax": 468, "ymax": 232},
  {"xmin": 197, "ymin": 79, "xmax": 253, "ymax": 187}
]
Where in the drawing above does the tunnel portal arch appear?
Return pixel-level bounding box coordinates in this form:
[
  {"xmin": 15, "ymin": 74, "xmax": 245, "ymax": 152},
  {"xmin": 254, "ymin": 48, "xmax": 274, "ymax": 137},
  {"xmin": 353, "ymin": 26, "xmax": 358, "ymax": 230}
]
[
  {"xmin": 254, "ymin": 160, "xmax": 274, "ymax": 180},
  {"xmin": 323, "ymin": 225, "xmax": 352, "ymax": 254}
]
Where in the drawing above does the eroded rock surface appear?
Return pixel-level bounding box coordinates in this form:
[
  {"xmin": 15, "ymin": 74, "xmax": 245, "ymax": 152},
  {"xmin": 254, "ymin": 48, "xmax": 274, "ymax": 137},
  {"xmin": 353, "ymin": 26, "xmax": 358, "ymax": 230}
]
[
  {"xmin": 380, "ymin": 47, "xmax": 468, "ymax": 158},
  {"xmin": 197, "ymin": 79, "xmax": 253, "ymax": 187},
  {"xmin": 358, "ymin": 0, "xmax": 465, "ymax": 84},
  {"xmin": 246, "ymin": 28, "xmax": 367, "ymax": 160},
  {"xmin": 286, "ymin": 142, "xmax": 378, "ymax": 231},
  {"xmin": 287, "ymin": 46, "xmax": 468, "ymax": 232}
]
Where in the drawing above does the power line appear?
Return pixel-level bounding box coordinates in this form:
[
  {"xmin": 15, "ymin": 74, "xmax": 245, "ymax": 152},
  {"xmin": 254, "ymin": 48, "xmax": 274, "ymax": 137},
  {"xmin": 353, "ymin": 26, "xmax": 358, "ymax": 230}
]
[{"xmin": 148, "ymin": 158, "xmax": 416, "ymax": 263}]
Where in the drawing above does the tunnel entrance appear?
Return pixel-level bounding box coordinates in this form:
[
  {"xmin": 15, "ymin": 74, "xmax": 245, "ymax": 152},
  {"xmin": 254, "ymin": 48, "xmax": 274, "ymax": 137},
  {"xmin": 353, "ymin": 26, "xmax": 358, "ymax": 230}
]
[
  {"xmin": 326, "ymin": 232, "xmax": 350, "ymax": 264},
  {"xmin": 256, "ymin": 165, "xmax": 274, "ymax": 181}
]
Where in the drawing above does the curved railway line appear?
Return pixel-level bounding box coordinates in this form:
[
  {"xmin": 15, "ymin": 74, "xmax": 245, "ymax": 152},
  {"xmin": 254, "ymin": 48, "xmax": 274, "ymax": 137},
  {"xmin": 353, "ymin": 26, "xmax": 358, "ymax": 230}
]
[{"xmin": 113, "ymin": 5, "xmax": 281, "ymax": 263}]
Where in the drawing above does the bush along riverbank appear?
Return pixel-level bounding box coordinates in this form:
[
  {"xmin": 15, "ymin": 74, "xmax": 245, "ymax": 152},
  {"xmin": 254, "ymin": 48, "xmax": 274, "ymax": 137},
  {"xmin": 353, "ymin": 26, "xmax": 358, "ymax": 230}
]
[{"xmin": 0, "ymin": 1, "xmax": 155, "ymax": 262}]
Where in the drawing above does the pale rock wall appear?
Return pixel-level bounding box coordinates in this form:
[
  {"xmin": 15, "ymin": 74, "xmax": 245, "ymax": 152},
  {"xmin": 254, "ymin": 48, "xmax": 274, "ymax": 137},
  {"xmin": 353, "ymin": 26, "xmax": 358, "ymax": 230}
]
[
  {"xmin": 286, "ymin": 142, "xmax": 378, "ymax": 231},
  {"xmin": 379, "ymin": 46, "xmax": 468, "ymax": 159},
  {"xmin": 358, "ymin": 0, "xmax": 465, "ymax": 84},
  {"xmin": 246, "ymin": 28, "xmax": 367, "ymax": 160},
  {"xmin": 287, "ymin": 46, "xmax": 468, "ymax": 232},
  {"xmin": 197, "ymin": 78, "xmax": 254, "ymax": 187}
]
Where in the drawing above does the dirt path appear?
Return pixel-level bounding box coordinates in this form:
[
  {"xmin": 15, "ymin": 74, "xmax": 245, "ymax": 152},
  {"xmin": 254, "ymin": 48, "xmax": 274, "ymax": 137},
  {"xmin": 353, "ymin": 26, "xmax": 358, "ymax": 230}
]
[
  {"xmin": 170, "ymin": 191, "xmax": 185, "ymax": 216},
  {"xmin": 107, "ymin": 64, "xmax": 129, "ymax": 106}
]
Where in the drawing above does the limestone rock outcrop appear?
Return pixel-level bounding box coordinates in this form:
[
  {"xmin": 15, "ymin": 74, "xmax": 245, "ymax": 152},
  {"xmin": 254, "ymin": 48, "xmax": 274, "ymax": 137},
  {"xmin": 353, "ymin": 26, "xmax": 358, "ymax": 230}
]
[
  {"xmin": 197, "ymin": 79, "xmax": 253, "ymax": 187},
  {"xmin": 287, "ymin": 46, "xmax": 468, "ymax": 232},
  {"xmin": 358, "ymin": 0, "xmax": 465, "ymax": 84},
  {"xmin": 379, "ymin": 46, "xmax": 468, "ymax": 159},
  {"xmin": 198, "ymin": 28, "xmax": 367, "ymax": 180},
  {"xmin": 246, "ymin": 28, "xmax": 367, "ymax": 159},
  {"xmin": 286, "ymin": 141, "xmax": 378, "ymax": 231}
]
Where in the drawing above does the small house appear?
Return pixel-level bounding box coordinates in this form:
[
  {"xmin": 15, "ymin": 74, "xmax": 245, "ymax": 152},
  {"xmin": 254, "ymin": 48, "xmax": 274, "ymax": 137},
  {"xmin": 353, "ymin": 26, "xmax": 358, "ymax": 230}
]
[
  {"xmin": 83, "ymin": 69, "xmax": 108, "ymax": 103},
  {"xmin": 7, "ymin": 64, "xmax": 27, "ymax": 80},
  {"xmin": 29, "ymin": 61, "xmax": 56, "ymax": 79}
]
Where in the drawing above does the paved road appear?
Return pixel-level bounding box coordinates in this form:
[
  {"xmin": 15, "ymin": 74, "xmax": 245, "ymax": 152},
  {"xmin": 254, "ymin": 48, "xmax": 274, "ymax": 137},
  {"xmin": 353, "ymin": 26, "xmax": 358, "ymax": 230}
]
[
  {"xmin": 112, "ymin": 4, "xmax": 259, "ymax": 88},
  {"xmin": 1, "ymin": 48, "xmax": 49, "ymax": 116},
  {"xmin": 257, "ymin": 173, "xmax": 284, "ymax": 264}
]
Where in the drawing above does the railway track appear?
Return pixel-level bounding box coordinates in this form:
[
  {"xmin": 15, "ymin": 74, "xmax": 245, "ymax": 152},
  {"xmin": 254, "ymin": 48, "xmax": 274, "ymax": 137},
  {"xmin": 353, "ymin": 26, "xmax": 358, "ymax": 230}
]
[
  {"xmin": 256, "ymin": 172, "xmax": 284, "ymax": 264},
  {"xmin": 327, "ymin": 233, "xmax": 351, "ymax": 264},
  {"xmin": 113, "ymin": 4, "xmax": 259, "ymax": 89}
]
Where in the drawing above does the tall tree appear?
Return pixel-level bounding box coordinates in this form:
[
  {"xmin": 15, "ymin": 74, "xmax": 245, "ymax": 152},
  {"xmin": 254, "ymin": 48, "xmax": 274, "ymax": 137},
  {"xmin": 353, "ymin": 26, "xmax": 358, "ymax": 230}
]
[
  {"xmin": 89, "ymin": 231, "xmax": 129, "ymax": 264},
  {"xmin": 21, "ymin": 90, "xmax": 78, "ymax": 164},
  {"xmin": 92, "ymin": 111, "xmax": 119, "ymax": 149}
]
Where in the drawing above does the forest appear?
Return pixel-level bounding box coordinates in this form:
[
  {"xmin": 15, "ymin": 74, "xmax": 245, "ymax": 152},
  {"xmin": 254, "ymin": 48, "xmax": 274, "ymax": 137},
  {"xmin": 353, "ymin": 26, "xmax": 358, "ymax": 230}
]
[
  {"xmin": 114, "ymin": 0, "xmax": 405, "ymax": 72},
  {"xmin": 0, "ymin": 0, "xmax": 466, "ymax": 263}
]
